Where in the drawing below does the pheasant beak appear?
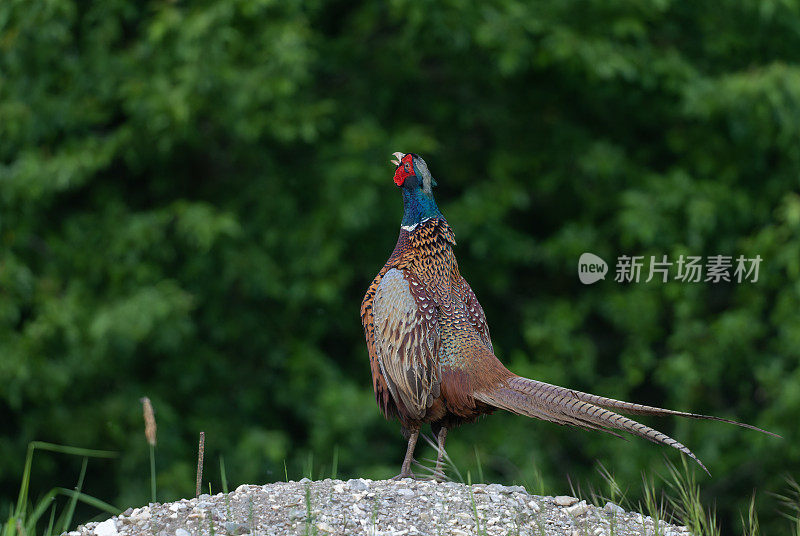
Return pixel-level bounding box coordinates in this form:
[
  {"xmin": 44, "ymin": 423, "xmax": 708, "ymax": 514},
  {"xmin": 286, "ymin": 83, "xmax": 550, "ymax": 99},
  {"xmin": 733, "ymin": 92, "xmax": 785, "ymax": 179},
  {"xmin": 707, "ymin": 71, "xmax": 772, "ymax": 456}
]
[{"xmin": 390, "ymin": 151, "xmax": 405, "ymax": 166}]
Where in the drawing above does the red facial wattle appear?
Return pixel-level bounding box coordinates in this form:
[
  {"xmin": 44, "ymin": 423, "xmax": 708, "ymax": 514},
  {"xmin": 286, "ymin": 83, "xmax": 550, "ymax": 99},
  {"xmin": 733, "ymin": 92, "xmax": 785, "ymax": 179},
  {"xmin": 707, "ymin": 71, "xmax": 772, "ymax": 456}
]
[{"xmin": 393, "ymin": 154, "xmax": 415, "ymax": 186}]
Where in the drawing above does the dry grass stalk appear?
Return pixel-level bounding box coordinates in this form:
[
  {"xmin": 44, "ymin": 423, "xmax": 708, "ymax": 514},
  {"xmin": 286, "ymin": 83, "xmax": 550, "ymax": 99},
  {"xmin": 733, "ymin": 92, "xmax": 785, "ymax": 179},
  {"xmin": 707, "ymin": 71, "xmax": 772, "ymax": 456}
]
[
  {"xmin": 140, "ymin": 397, "xmax": 157, "ymax": 447},
  {"xmin": 196, "ymin": 432, "xmax": 205, "ymax": 498}
]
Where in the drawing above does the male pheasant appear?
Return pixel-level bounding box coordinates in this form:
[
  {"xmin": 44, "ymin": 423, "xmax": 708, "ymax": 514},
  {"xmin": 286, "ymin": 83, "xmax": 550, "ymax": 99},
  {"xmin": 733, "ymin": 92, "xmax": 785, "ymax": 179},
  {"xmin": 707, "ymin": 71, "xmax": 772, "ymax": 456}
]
[{"xmin": 360, "ymin": 152, "xmax": 775, "ymax": 479}]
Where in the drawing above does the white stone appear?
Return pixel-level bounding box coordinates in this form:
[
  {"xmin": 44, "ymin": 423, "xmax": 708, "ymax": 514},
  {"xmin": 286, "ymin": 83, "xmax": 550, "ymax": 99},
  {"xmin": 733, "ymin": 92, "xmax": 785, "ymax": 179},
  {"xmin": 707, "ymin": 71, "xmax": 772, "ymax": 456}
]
[
  {"xmin": 175, "ymin": 529, "xmax": 191, "ymax": 536},
  {"xmin": 349, "ymin": 478, "xmax": 369, "ymax": 491},
  {"xmin": 603, "ymin": 501, "xmax": 625, "ymax": 515},
  {"xmin": 565, "ymin": 500, "xmax": 589, "ymax": 517},
  {"xmin": 130, "ymin": 510, "xmax": 151, "ymax": 522},
  {"xmin": 397, "ymin": 488, "xmax": 414, "ymax": 497},
  {"xmin": 528, "ymin": 500, "xmax": 541, "ymax": 512},
  {"xmin": 316, "ymin": 522, "xmax": 335, "ymax": 533},
  {"xmin": 554, "ymin": 495, "xmax": 579, "ymax": 506},
  {"xmin": 93, "ymin": 519, "xmax": 117, "ymax": 536}
]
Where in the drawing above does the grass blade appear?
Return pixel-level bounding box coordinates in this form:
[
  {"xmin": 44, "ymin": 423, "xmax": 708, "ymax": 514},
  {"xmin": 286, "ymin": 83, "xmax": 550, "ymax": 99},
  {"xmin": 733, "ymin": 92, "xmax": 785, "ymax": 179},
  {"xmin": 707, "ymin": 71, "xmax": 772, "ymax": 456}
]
[
  {"xmin": 220, "ymin": 456, "xmax": 229, "ymax": 495},
  {"xmin": 474, "ymin": 447, "xmax": 484, "ymax": 485},
  {"xmin": 60, "ymin": 457, "xmax": 88, "ymax": 533},
  {"xmin": 14, "ymin": 442, "xmax": 116, "ymax": 529},
  {"xmin": 330, "ymin": 446, "xmax": 338, "ymax": 480},
  {"xmin": 44, "ymin": 503, "xmax": 56, "ymax": 536},
  {"xmin": 23, "ymin": 489, "xmax": 57, "ymax": 534},
  {"xmin": 149, "ymin": 444, "xmax": 157, "ymax": 504},
  {"xmin": 663, "ymin": 456, "xmax": 719, "ymax": 536},
  {"xmin": 14, "ymin": 443, "xmax": 36, "ymax": 519},
  {"xmin": 54, "ymin": 490, "xmax": 120, "ymax": 516},
  {"xmin": 27, "ymin": 442, "xmax": 116, "ymax": 459}
]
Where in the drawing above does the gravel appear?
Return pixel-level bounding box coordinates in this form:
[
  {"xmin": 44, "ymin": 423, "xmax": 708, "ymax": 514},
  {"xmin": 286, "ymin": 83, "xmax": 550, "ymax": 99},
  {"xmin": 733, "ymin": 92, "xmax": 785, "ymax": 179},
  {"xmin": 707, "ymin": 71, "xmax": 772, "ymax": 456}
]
[{"xmin": 63, "ymin": 479, "xmax": 693, "ymax": 536}]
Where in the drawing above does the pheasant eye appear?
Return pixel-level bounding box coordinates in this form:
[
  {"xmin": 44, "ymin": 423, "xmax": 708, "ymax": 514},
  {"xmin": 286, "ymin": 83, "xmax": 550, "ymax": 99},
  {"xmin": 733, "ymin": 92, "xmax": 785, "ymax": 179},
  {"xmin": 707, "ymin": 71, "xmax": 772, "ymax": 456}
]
[{"xmin": 404, "ymin": 162, "xmax": 411, "ymax": 172}]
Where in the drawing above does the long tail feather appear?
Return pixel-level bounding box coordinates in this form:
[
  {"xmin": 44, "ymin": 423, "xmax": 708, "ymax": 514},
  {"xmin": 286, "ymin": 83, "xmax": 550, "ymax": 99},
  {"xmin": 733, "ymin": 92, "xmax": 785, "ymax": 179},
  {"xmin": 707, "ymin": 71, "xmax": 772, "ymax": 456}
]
[
  {"xmin": 507, "ymin": 377, "xmax": 781, "ymax": 438},
  {"xmin": 475, "ymin": 377, "xmax": 715, "ymax": 475}
]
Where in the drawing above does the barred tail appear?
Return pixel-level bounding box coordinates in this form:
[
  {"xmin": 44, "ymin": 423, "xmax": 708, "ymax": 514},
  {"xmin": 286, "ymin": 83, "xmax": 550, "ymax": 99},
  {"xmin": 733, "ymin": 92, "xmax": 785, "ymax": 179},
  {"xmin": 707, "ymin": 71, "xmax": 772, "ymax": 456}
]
[{"xmin": 475, "ymin": 376, "xmax": 717, "ymax": 474}]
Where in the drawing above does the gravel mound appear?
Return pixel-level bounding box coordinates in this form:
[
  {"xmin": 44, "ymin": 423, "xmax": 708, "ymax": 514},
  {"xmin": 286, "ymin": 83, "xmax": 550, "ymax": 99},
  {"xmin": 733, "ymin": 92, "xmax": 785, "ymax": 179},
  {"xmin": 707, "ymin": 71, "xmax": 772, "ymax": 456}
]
[{"xmin": 65, "ymin": 478, "xmax": 692, "ymax": 536}]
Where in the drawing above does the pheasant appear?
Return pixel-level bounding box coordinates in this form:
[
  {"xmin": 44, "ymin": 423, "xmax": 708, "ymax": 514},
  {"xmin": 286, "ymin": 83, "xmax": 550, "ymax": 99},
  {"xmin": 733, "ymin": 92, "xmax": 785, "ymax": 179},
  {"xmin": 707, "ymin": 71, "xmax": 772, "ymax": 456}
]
[{"xmin": 361, "ymin": 152, "xmax": 776, "ymax": 479}]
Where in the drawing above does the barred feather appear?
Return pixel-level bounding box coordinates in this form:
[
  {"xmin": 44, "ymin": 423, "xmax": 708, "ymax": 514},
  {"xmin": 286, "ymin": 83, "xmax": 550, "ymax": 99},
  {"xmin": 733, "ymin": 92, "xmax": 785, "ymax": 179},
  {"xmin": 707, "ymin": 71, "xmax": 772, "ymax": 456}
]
[
  {"xmin": 474, "ymin": 377, "xmax": 712, "ymax": 475},
  {"xmin": 494, "ymin": 377, "xmax": 779, "ymax": 437}
]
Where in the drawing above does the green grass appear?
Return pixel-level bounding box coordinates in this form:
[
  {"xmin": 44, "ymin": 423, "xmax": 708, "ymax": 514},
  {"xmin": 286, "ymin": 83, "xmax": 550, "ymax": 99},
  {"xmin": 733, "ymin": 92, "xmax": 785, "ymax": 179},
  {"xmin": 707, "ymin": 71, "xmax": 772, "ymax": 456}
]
[
  {"xmin": 369, "ymin": 494, "xmax": 380, "ymax": 534},
  {"xmin": 303, "ymin": 483, "xmax": 318, "ymax": 536},
  {"xmin": 663, "ymin": 457, "xmax": 720, "ymax": 536},
  {"xmin": 640, "ymin": 473, "xmax": 668, "ymax": 536},
  {"xmin": 466, "ymin": 471, "xmax": 487, "ymax": 536},
  {"xmin": 3, "ymin": 442, "xmax": 119, "ymax": 536},
  {"xmin": 303, "ymin": 453, "xmax": 314, "ymax": 480},
  {"xmin": 8, "ymin": 437, "xmax": 800, "ymax": 536},
  {"xmin": 330, "ymin": 446, "xmax": 339, "ymax": 480},
  {"xmin": 524, "ymin": 458, "xmax": 546, "ymax": 497},
  {"xmin": 474, "ymin": 447, "xmax": 484, "ymax": 485},
  {"xmin": 207, "ymin": 508, "xmax": 216, "ymax": 536},
  {"xmin": 148, "ymin": 444, "xmax": 156, "ymax": 504},
  {"xmin": 220, "ymin": 456, "xmax": 231, "ymax": 519},
  {"xmin": 593, "ymin": 463, "xmax": 626, "ymax": 536},
  {"xmin": 774, "ymin": 477, "xmax": 800, "ymax": 536},
  {"xmin": 247, "ymin": 496, "xmax": 256, "ymax": 535},
  {"xmin": 560, "ymin": 456, "xmax": 800, "ymax": 536},
  {"xmin": 741, "ymin": 492, "xmax": 760, "ymax": 536}
]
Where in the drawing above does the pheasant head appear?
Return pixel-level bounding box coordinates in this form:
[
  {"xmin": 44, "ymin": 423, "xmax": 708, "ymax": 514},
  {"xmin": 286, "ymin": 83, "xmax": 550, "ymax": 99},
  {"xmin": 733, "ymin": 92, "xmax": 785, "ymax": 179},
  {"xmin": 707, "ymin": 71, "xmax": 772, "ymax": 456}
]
[
  {"xmin": 390, "ymin": 152, "xmax": 438, "ymax": 193},
  {"xmin": 390, "ymin": 152, "xmax": 443, "ymax": 229}
]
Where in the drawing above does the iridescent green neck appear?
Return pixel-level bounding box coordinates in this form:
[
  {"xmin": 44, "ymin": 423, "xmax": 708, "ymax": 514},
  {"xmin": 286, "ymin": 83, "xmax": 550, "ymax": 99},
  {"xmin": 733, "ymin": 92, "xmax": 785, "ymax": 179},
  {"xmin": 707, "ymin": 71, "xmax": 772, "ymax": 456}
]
[{"xmin": 402, "ymin": 187, "xmax": 443, "ymax": 228}]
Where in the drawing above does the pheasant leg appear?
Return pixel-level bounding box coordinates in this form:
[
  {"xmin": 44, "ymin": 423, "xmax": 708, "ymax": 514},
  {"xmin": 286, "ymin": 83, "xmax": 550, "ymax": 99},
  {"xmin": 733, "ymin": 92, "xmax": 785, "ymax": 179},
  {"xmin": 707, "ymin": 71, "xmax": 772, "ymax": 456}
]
[
  {"xmin": 434, "ymin": 426, "xmax": 448, "ymax": 481},
  {"xmin": 392, "ymin": 428, "xmax": 419, "ymax": 480}
]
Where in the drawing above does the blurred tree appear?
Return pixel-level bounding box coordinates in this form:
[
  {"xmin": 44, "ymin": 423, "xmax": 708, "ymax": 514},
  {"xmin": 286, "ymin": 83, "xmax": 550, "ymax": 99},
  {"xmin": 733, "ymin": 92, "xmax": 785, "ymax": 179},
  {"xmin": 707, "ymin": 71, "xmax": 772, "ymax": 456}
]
[{"xmin": 1, "ymin": 0, "xmax": 799, "ymax": 532}]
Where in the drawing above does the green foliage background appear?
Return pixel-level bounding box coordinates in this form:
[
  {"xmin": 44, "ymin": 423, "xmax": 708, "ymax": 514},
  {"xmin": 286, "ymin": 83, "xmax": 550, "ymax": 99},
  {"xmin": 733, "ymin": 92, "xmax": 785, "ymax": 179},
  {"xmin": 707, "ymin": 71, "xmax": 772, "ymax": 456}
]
[{"xmin": 2, "ymin": 0, "xmax": 799, "ymax": 532}]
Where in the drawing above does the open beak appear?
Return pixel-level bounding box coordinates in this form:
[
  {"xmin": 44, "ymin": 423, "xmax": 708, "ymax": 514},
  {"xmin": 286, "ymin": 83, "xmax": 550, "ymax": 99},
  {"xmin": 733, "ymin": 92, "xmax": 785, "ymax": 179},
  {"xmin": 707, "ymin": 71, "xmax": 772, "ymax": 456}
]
[{"xmin": 390, "ymin": 151, "xmax": 405, "ymax": 166}]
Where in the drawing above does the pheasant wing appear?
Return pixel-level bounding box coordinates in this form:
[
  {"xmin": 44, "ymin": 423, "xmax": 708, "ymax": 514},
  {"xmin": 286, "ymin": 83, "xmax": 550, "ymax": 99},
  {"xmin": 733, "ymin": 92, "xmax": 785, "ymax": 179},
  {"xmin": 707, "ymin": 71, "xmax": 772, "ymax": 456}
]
[
  {"xmin": 372, "ymin": 268, "xmax": 441, "ymax": 420},
  {"xmin": 361, "ymin": 269, "xmax": 396, "ymax": 417}
]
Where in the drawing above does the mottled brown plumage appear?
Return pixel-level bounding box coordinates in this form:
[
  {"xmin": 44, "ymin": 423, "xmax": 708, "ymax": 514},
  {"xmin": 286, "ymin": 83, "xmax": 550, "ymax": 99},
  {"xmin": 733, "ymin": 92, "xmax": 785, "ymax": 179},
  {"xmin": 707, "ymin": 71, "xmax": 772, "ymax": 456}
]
[{"xmin": 361, "ymin": 152, "xmax": 777, "ymax": 479}]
